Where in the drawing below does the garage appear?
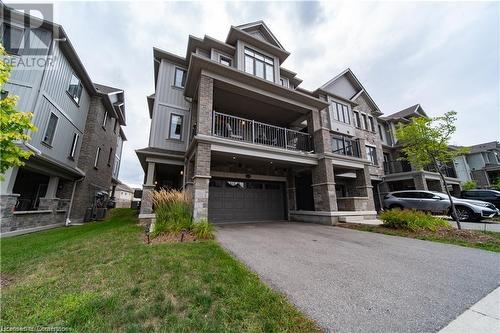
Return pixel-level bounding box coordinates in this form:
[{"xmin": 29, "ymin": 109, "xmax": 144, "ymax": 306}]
[{"xmin": 208, "ymin": 178, "xmax": 286, "ymax": 223}]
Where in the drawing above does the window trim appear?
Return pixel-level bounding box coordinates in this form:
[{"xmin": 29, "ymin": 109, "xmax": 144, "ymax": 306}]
[
  {"xmin": 365, "ymin": 145, "xmax": 378, "ymax": 165},
  {"xmin": 361, "ymin": 113, "xmax": 368, "ymax": 130},
  {"xmin": 173, "ymin": 67, "xmax": 187, "ymax": 88},
  {"xmin": 2, "ymin": 23, "xmax": 25, "ymax": 55},
  {"xmin": 66, "ymin": 72, "xmax": 83, "ymax": 106},
  {"xmin": 243, "ymin": 47, "xmax": 275, "ymax": 82},
  {"xmin": 102, "ymin": 111, "xmax": 108, "ymax": 129},
  {"xmin": 353, "ymin": 111, "xmax": 361, "ymax": 128},
  {"xmin": 94, "ymin": 147, "xmax": 101, "ymax": 169},
  {"xmin": 329, "ymin": 100, "xmax": 351, "ymax": 125},
  {"xmin": 168, "ymin": 113, "xmax": 184, "ymax": 141},
  {"xmin": 219, "ymin": 55, "xmax": 232, "ymax": 66},
  {"xmin": 68, "ymin": 132, "xmax": 79, "ymax": 159},
  {"xmin": 368, "ymin": 116, "xmax": 375, "ymax": 132},
  {"xmin": 42, "ymin": 112, "xmax": 59, "ymax": 147},
  {"xmin": 107, "ymin": 147, "xmax": 113, "ymax": 167}
]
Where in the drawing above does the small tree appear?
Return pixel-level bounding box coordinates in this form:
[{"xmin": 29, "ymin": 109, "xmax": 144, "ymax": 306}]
[
  {"xmin": 0, "ymin": 44, "xmax": 36, "ymax": 180},
  {"xmin": 395, "ymin": 111, "xmax": 468, "ymax": 229},
  {"xmin": 492, "ymin": 178, "xmax": 500, "ymax": 191},
  {"xmin": 462, "ymin": 180, "xmax": 477, "ymax": 191}
]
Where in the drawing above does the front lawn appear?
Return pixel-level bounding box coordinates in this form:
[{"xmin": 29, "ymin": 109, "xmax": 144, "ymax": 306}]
[
  {"xmin": 339, "ymin": 223, "xmax": 500, "ymax": 253},
  {"xmin": 0, "ymin": 209, "xmax": 320, "ymax": 332}
]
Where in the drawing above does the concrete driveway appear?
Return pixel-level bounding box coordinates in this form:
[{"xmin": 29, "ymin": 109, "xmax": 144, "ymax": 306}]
[{"xmin": 217, "ymin": 222, "xmax": 500, "ymax": 333}]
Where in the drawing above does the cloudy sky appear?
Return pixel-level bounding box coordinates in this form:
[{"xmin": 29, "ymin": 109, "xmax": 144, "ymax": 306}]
[{"xmin": 35, "ymin": 0, "xmax": 500, "ymax": 187}]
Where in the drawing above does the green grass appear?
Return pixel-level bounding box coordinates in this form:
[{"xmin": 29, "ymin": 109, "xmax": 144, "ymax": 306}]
[
  {"xmin": 339, "ymin": 223, "xmax": 500, "ymax": 253},
  {"xmin": 1, "ymin": 209, "xmax": 320, "ymax": 332}
]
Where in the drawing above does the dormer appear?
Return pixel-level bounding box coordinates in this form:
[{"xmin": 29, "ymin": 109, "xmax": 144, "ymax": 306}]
[{"xmin": 226, "ymin": 21, "xmax": 290, "ymax": 84}]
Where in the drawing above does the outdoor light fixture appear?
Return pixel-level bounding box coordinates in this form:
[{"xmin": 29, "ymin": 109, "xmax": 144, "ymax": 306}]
[{"xmin": 180, "ymin": 170, "xmax": 183, "ymax": 175}]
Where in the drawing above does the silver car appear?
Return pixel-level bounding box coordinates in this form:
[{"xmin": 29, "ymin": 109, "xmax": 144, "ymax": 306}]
[{"xmin": 383, "ymin": 190, "xmax": 499, "ymax": 221}]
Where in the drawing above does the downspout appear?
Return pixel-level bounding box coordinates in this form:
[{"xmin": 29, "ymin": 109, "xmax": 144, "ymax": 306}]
[{"xmin": 65, "ymin": 176, "xmax": 84, "ymax": 226}]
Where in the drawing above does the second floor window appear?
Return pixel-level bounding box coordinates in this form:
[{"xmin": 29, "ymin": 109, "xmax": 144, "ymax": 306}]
[
  {"xmin": 244, "ymin": 48, "xmax": 274, "ymax": 82},
  {"xmin": 361, "ymin": 114, "xmax": 368, "ymax": 130},
  {"xmin": 366, "ymin": 146, "xmax": 378, "ymax": 165},
  {"xmin": 330, "ymin": 101, "xmax": 350, "ymax": 125},
  {"xmin": 69, "ymin": 133, "xmax": 79, "ymax": 159},
  {"xmin": 67, "ymin": 73, "xmax": 83, "ymax": 104},
  {"xmin": 107, "ymin": 148, "xmax": 113, "ymax": 166},
  {"xmin": 174, "ymin": 68, "xmax": 186, "ymax": 88},
  {"xmin": 102, "ymin": 111, "xmax": 108, "ymax": 128},
  {"xmin": 94, "ymin": 147, "xmax": 101, "ymax": 168},
  {"xmin": 43, "ymin": 112, "xmax": 58, "ymax": 146},
  {"xmin": 368, "ymin": 116, "xmax": 375, "ymax": 132},
  {"xmin": 353, "ymin": 111, "xmax": 361, "ymax": 128},
  {"xmin": 378, "ymin": 124, "xmax": 384, "ymax": 140},
  {"xmin": 169, "ymin": 114, "xmax": 183, "ymax": 140},
  {"xmin": 220, "ymin": 56, "xmax": 231, "ymax": 66}
]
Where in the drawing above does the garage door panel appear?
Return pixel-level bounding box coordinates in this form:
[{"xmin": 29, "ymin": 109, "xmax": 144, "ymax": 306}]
[{"xmin": 208, "ymin": 179, "xmax": 285, "ymax": 223}]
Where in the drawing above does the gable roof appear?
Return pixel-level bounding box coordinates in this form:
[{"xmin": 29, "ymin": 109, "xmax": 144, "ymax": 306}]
[
  {"xmin": 381, "ymin": 104, "xmax": 428, "ymax": 121},
  {"xmin": 235, "ymin": 21, "xmax": 285, "ymax": 50},
  {"xmin": 315, "ymin": 68, "xmax": 381, "ymax": 114}
]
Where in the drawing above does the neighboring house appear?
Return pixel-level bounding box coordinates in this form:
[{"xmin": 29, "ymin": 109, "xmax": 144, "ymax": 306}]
[
  {"xmin": 0, "ymin": 5, "xmax": 126, "ymax": 234},
  {"xmin": 137, "ymin": 21, "xmax": 386, "ymax": 224},
  {"xmin": 454, "ymin": 141, "xmax": 500, "ymax": 187},
  {"xmin": 113, "ymin": 183, "xmax": 134, "ymax": 208},
  {"xmin": 377, "ymin": 104, "xmax": 462, "ymax": 200}
]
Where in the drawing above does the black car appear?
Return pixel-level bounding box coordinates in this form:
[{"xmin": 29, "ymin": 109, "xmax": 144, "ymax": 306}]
[{"xmin": 461, "ymin": 189, "xmax": 500, "ymax": 209}]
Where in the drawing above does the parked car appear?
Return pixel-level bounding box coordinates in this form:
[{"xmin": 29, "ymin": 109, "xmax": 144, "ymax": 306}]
[
  {"xmin": 383, "ymin": 190, "xmax": 499, "ymax": 221},
  {"xmin": 461, "ymin": 189, "xmax": 500, "ymax": 209}
]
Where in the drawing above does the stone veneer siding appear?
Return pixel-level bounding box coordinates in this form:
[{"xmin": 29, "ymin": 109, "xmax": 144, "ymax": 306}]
[{"xmin": 70, "ymin": 96, "xmax": 119, "ymax": 222}]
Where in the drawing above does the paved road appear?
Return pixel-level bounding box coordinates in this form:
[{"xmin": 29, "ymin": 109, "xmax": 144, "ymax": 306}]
[{"xmin": 217, "ymin": 222, "xmax": 500, "ymax": 333}]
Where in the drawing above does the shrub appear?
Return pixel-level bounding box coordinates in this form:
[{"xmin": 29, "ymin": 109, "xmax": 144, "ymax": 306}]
[
  {"xmin": 380, "ymin": 209, "xmax": 450, "ymax": 232},
  {"xmin": 462, "ymin": 180, "xmax": 477, "ymax": 191},
  {"xmin": 151, "ymin": 189, "xmax": 192, "ymax": 236},
  {"xmin": 191, "ymin": 219, "xmax": 215, "ymax": 240}
]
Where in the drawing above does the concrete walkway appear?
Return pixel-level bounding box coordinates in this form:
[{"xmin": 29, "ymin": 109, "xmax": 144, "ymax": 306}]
[
  {"xmin": 217, "ymin": 222, "xmax": 500, "ymax": 333},
  {"xmin": 439, "ymin": 287, "xmax": 500, "ymax": 333}
]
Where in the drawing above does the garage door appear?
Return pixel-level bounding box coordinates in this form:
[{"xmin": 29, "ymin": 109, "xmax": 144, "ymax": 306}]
[{"xmin": 208, "ymin": 178, "xmax": 286, "ymax": 223}]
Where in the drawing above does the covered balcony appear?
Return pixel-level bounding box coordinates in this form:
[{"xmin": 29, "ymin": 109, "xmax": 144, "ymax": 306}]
[
  {"xmin": 331, "ymin": 134, "xmax": 361, "ymax": 158},
  {"xmin": 212, "ymin": 111, "xmax": 313, "ymax": 153}
]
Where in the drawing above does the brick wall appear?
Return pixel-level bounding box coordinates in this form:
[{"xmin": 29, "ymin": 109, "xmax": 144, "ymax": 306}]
[{"xmin": 70, "ymin": 96, "xmax": 120, "ymax": 222}]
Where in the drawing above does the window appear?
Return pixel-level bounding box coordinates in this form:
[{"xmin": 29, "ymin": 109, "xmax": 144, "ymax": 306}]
[
  {"xmin": 331, "ymin": 134, "xmax": 360, "ymax": 157},
  {"xmin": 67, "ymin": 73, "xmax": 83, "ymax": 104},
  {"xmin": 219, "ymin": 56, "xmax": 231, "ymax": 66},
  {"xmin": 174, "ymin": 67, "xmax": 187, "ymax": 88},
  {"xmin": 69, "ymin": 133, "xmax": 79, "ymax": 158},
  {"xmin": 43, "ymin": 113, "xmax": 58, "ymax": 145},
  {"xmin": 361, "ymin": 114, "xmax": 368, "ymax": 130},
  {"xmin": 244, "ymin": 48, "xmax": 274, "ymax": 82},
  {"xmin": 113, "ymin": 118, "xmax": 119, "ymax": 133},
  {"xmin": 2, "ymin": 24, "xmax": 24, "ymax": 54},
  {"xmin": 353, "ymin": 111, "xmax": 361, "ymax": 128},
  {"xmin": 169, "ymin": 114, "xmax": 183, "ymax": 140},
  {"xmin": 1, "ymin": 90, "xmax": 8, "ymax": 99},
  {"xmin": 368, "ymin": 116, "xmax": 375, "ymax": 132},
  {"xmin": 107, "ymin": 148, "xmax": 113, "ymax": 166},
  {"xmin": 94, "ymin": 147, "xmax": 101, "ymax": 168},
  {"xmin": 280, "ymin": 78, "xmax": 289, "ymax": 88},
  {"xmin": 102, "ymin": 111, "xmax": 108, "ymax": 128},
  {"xmin": 366, "ymin": 146, "xmax": 378, "ymax": 165},
  {"xmin": 329, "ymin": 101, "xmax": 350, "ymax": 125},
  {"xmin": 378, "ymin": 124, "xmax": 384, "ymax": 140}
]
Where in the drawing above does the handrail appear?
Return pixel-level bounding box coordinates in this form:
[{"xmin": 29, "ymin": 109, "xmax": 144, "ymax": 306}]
[{"xmin": 212, "ymin": 111, "xmax": 313, "ymax": 152}]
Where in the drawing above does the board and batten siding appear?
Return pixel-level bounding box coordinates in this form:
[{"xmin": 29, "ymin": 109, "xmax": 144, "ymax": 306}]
[
  {"xmin": 3, "ymin": 28, "xmax": 53, "ymax": 113},
  {"xmin": 149, "ymin": 59, "xmax": 191, "ymax": 152}
]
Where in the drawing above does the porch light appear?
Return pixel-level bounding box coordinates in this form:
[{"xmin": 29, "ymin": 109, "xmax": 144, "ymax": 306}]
[
  {"xmin": 241, "ymin": 121, "xmax": 246, "ymax": 125},
  {"xmin": 180, "ymin": 170, "xmax": 183, "ymax": 175},
  {"xmin": 232, "ymin": 156, "xmax": 236, "ymax": 160}
]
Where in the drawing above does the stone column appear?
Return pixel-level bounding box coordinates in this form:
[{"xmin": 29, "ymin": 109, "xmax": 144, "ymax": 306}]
[
  {"xmin": 354, "ymin": 165, "xmax": 375, "ymax": 211},
  {"xmin": 0, "ymin": 167, "xmax": 18, "ymax": 195},
  {"xmin": 413, "ymin": 173, "xmax": 428, "ymax": 190},
  {"xmin": 286, "ymin": 171, "xmax": 297, "ymax": 212},
  {"xmin": 312, "ymin": 158, "xmax": 337, "ymax": 212},
  {"xmin": 0, "ymin": 193, "xmax": 20, "ymax": 233},
  {"xmin": 197, "ymin": 75, "xmax": 214, "ymax": 136},
  {"xmin": 192, "ymin": 142, "xmax": 211, "ymax": 221},
  {"xmin": 140, "ymin": 162, "xmax": 155, "ymax": 215}
]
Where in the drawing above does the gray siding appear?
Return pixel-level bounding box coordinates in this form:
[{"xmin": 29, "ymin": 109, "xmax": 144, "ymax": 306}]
[
  {"xmin": 149, "ymin": 59, "xmax": 191, "ymax": 152},
  {"xmin": 324, "ymin": 75, "xmax": 357, "ymax": 100}
]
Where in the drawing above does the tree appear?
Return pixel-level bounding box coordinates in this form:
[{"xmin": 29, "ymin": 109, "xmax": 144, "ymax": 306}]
[
  {"xmin": 0, "ymin": 44, "xmax": 37, "ymax": 180},
  {"xmin": 462, "ymin": 180, "xmax": 477, "ymax": 191},
  {"xmin": 492, "ymin": 178, "xmax": 500, "ymax": 191},
  {"xmin": 395, "ymin": 111, "xmax": 469, "ymax": 229}
]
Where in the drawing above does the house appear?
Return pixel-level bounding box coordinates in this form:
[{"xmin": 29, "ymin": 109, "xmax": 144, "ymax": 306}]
[
  {"xmin": 0, "ymin": 5, "xmax": 126, "ymax": 234},
  {"xmin": 137, "ymin": 21, "xmax": 387, "ymax": 224},
  {"xmin": 377, "ymin": 104, "xmax": 462, "ymax": 198},
  {"xmin": 455, "ymin": 141, "xmax": 500, "ymax": 187},
  {"xmin": 113, "ymin": 183, "xmax": 135, "ymax": 208}
]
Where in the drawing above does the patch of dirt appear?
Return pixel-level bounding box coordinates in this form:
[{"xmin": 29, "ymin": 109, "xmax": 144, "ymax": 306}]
[
  {"xmin": 145, "ymin": 231, "xmax": 197, "ymax": 244},
  {"xmin": 0, "ymin": 274, "xmax": 13, "ymax": 288}
]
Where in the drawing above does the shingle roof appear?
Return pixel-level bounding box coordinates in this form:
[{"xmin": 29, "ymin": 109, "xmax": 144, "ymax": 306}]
[{"xmin": 381, "ymin": 104, "xmax": 427, "ymax": 121}]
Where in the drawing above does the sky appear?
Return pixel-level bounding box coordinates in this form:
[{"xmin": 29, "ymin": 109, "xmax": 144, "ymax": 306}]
[{"xmin": 26, "ymin": 0, "xmax": 500, "ymax": 188}]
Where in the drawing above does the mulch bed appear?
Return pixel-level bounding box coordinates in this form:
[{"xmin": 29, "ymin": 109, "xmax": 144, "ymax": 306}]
[
  {"xmin": 339, "ymin": 224, "xmax": 500, "ymax": 245},
  {"xmin": 144, "ymin": 231, "xmax": 198, "ymax": 244}
]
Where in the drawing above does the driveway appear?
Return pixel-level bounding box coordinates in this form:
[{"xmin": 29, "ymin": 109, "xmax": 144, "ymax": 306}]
[{"xmin": 217, "ymin": 222, "xmax": 500, "ymax": 333}]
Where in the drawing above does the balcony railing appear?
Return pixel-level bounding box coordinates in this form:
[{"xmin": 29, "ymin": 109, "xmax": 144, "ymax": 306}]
[
  {"xmin": 424, "ymin": 164, "xmax": 458, "ymax": 178},
  {"xmin": 212, "ymin": 111, "xmax": 313, "ymax": 152},
  {"xmin": 383, "ymin": 160, "xmax": 412, "ymax": 174}
]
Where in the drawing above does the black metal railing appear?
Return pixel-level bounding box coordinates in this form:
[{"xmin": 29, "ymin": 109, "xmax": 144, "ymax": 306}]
[
  {"xmin": 383, "ymin": 160, "xmax": 412, "ymax": 174},
  {"xmin": 331, "ymin": 134, "xmax": 361, "ymax": 158},
  {"xmin": 212, "ymin": 111, "xmax": 313, "ymax": 152},
  {"xmin": 424, "ymin": 164, "xmax": 458, "ymax": 178}
]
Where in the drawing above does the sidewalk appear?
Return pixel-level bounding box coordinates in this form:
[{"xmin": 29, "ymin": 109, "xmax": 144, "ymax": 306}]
[{"xmin": 439, "ymin": 287, "xmax": 500, "ymax": 333}]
